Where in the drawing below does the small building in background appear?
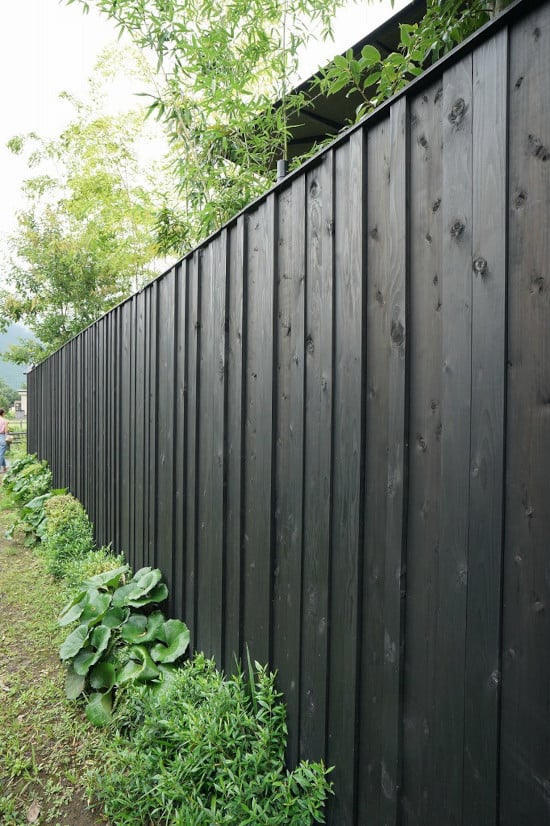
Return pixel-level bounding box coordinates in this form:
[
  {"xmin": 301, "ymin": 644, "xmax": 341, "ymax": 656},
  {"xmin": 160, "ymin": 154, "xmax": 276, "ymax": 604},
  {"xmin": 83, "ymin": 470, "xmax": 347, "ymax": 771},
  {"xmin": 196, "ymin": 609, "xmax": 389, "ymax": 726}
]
[{"xmin": 11, "ymin": 388, "xmax": 27, "ymax": 419}]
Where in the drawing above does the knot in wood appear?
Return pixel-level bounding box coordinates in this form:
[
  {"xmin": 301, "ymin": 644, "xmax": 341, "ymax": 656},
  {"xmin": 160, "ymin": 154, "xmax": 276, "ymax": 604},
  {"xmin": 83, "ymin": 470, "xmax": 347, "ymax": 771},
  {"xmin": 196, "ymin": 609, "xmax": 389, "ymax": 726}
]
[
  {"xmin": 390, "ymin": 318, "xmax": 404, "ymax": 347},
  {"xmin": 528, "ymin": 134, "xmax": 549, "ymax": 162},
  {"xmin": 473, "ymin": 257, "xmax": 488, "ymax": 277},
  {"xmin": 457, "ymin": 565, "xmax": 468, "ymax": 587},
  {"xmin": 450, "ymin": 220, "xmax": 465, "ymax": 240},
  {"xmin": 448, "ymin": 97, "xmax": 467, "ymax": 126},
  {"xmin": 490, "ymin": 670, "xmax": 500, "ymax": 687},
  {"xmin": 309, "ymin": 179, "xmax": 319, "ymax": 198}
]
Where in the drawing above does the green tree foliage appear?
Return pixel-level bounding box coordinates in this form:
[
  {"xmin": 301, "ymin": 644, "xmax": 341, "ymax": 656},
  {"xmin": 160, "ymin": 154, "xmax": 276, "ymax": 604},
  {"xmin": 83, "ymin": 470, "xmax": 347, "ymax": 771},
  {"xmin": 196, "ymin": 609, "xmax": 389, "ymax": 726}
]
[
  {"xmin": 67, "ymin": 0, "xmax": 513, "ymax": 257},
  {"xmin": 1, "ymin": 80, "xmax": 169, "ymax": 365},
  {"xmin": 0, "ymin": 377, "xmax": 18, "ymax": 411},
  {"xmin": 66, "ymin": 0, "xmax": 349, "ymax": 252}
]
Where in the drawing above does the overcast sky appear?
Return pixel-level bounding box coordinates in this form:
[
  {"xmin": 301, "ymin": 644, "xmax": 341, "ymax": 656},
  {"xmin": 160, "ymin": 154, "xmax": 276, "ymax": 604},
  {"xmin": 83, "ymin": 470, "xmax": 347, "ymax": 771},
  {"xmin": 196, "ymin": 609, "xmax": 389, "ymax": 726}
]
[{"xmin": 0, "ymin": 0, "xmax": 408, "ymax": 245}]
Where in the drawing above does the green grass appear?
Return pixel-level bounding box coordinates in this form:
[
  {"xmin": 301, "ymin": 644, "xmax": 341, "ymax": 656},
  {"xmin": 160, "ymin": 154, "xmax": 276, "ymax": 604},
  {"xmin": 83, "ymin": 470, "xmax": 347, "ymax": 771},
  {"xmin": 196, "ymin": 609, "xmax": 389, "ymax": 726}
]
[{"xmin": 0, "ymin": 492, "xmax": 109, "ymax": 826}]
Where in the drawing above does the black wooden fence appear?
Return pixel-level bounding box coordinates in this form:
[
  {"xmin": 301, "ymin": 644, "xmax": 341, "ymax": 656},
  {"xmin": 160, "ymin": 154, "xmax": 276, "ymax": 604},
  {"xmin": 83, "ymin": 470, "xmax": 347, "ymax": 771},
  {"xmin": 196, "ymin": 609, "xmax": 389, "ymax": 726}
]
[{"xmin": 28, "ymin": 1, "xmax": 550, "ymax": 823}]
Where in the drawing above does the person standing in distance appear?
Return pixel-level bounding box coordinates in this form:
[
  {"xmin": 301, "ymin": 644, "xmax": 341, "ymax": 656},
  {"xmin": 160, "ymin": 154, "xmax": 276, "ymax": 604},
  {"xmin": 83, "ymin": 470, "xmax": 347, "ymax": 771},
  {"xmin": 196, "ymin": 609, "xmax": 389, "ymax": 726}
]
[{"xmin": 0, "ymin": 408, "xmax": 9, "ymax": 474}]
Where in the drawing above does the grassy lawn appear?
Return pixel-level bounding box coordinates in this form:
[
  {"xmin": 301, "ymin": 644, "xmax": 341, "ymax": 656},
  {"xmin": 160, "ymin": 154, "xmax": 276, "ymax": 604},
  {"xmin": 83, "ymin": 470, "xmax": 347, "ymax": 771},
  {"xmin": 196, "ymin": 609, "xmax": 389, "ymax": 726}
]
[{"xmin": 0, "ymin": 489, "xmax": 109, "ymax": 826}]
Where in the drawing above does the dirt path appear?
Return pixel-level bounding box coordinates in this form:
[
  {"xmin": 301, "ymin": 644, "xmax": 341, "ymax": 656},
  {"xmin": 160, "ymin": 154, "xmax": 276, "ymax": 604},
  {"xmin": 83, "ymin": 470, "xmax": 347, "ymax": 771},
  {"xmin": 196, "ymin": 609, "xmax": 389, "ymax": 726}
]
[{"xmin": 0, "ymin": 492, "xmax": 108, "ymax": 826}]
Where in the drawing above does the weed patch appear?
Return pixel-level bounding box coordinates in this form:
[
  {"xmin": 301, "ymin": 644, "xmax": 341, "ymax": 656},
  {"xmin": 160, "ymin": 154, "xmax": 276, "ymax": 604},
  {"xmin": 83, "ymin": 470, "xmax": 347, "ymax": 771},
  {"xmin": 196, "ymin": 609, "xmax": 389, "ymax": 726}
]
[{"xmin": 91, "ymin": 654, "xmax": 332, "ymax": 825}]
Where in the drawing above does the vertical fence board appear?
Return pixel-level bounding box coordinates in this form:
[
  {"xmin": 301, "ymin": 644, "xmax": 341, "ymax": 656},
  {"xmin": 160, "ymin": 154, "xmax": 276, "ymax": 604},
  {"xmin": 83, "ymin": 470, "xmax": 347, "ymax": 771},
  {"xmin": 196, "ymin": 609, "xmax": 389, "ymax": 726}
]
[
  {"xmin": 107, "ymin": 313, "xmax": 115, "ymax": 546},
  {"xmin": 157, "ymin": 273, "xmax": 177, "ymax": 604},
  {"xmin": 186, "ymin": 253, "xmax": 201, "ymax": 649},
  {"xmin": 463, "ymin": 29, "xmax": 508, "ymax": 826},
  {"xmin": 327, "ymin": 130, "xmax": 365, "ymax": 826},
  {"xmin": 300, "ymin": 152, "xmax": 334, "ymax": 764},
  {"xmin": 120, "ymin": 302, "xmax": 132, "ymax": 558},
  {"xmin": 242, "ymin": 196, "xmax": 276, "ymax": 666},
  {"xmin": 359, "ymin": 115, "xmax": 391, "ymax": 826},
  {"xmin": 96, "ymin": 320, "xmax": 106, "ymax": 546},
  {"xmin": 87, "ymin": 328, "xmax": 96, "ymax": 528},
  {"xmin": 380, "ymin": 95, "xmax": 409, "ymax": 826},
  {"xmin": 141, "ymin": 299, "xmax": 150, "ymax": 565},
  {"xmin": 197, "ymin": 235, "xmax": 228, "ymax": 662},
  {"xmin": 501, "ymin": 5, "xmax": 550, "ymax": 825},
  {"xmin": 147, "ymin": 284, "xmax": 159, "ymax": 568},
  {"xmin": 224, "ymin": 218, "xmax": 246, "ymax": 668},
  {"xmin": 173, "ymin": 263, "xmax": 188, "ymax": 621},
  {"xmin": 433, "ymin": 53, "xmax": 473, "ymax": 826},
  {"xmin": 134, "ymin": 292, "xmax": 146, "ymax": 569},
  {"xmin": 401, "ymin": 78, "xmax": 443, "ymax": 826},
  {"xmin": 273, "ymin": 176, "xmax": 306, "ymax": 765},
  {"xmin": 115, "ymin": 309, "xmax": 123, "ymax": 552},
  {"xmin": 128, "ymin": 297, "xmax": 137, "ymax": 571}
]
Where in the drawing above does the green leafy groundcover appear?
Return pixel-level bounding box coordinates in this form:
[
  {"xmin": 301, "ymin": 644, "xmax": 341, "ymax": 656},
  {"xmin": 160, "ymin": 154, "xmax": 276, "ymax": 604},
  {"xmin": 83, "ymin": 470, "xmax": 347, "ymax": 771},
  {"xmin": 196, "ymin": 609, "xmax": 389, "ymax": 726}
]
[
  {"xmin": 91, "ymin": 654, "xmax": 332, "ymax": 826},
  {"xmin": 58, "ymin": 565, "xmax": 189, "ymax": 725}
]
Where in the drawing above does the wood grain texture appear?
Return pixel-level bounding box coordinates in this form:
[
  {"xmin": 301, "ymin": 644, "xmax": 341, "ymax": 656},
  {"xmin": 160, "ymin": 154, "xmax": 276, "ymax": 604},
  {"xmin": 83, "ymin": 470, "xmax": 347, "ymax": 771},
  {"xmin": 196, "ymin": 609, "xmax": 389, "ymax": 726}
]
[
  {"xmin": 501, "ymin": 6, "xmax": 550, "ymax": 825},
  {"xmin": 173, "ymin": 262, "xmax": 188, "ymax": 621},
  {"xmin": 197, "ymin": 233, "xmax": 228, "ymax": 662},
  {"xmin": 146, "ymin": 283, "xmax": 159, "ymax": 569},
  {"xmin": 242, "ymin": 196, "xmax": 276, "ymax": 666},
  {"xmin": 224, "ymin": 217, "xmax": 246, "ymax": 669},
  {"xmin": 300, "ymin": 152, "xmax": 334, "ymax": 765},
  {"xmin": 95, "ymin": 321, "xmax": 106, "ymax": 545},
  {"xmin": 433, "ymin": 53, "xmax": 473, "ymax": 826},
  {"xmin": 379, "ymin": 95, "xmax": 409, "ymax": 826},
  {"xmin": 134, "ymin": 292, "xmax": 146, "ymax": 568},
  {"xmin": 127, "ymin": 297, "xmax": 137, "ymax": 573},
  {"xmin": 463, "ymin": 29, "xmax": 508, "ymax": 826},
  {"xmin": 141, "ymin": 296, "xmax": 151, "ymax": 565},
  {"xmin": 272, "ymin": 176, "xmax": 306, "ymax": 765},
  {"xmin": 119, "ymin": 301, "xmax": 132, "ymax": 560},
  {"xmin": 327, "ymin": 129, "xmax": 366, "ymax": 826},
  {"xmin": 114, "ymin": 310, "xmax": 123, "ymax": 552},
  {"xmin": 107, "ymin": 312, "xmax": 117, "ymax": 546},
  {"xmin": 359, "ymin": 115, "xmax": 391, "ymax": 826},
  {"xmin": 156, "ymin": 274, "xmax": 177, "ymax": 607},
  {"xmin": 401, "ymin": 78, "xmax": 443, "ymax": 826},
  {"xmin": 185, "ymin": 253, "xmax": 201, "ymax": 651}
]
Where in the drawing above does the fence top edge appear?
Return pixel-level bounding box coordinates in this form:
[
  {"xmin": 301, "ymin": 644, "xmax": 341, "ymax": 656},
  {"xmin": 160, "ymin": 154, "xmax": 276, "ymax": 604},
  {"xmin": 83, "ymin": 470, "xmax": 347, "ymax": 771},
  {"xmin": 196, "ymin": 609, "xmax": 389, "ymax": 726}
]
[{"xmin": 28, "ymin": 0, "xmax": 542, "ymax": 374}]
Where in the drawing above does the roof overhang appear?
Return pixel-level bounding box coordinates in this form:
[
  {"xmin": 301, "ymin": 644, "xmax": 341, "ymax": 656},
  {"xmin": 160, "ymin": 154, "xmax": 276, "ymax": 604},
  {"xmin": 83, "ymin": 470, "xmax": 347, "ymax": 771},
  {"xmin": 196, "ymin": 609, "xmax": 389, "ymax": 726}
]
[{"xmin": 275, "ymin": 0, "xmax": 427, "ymax": 161}]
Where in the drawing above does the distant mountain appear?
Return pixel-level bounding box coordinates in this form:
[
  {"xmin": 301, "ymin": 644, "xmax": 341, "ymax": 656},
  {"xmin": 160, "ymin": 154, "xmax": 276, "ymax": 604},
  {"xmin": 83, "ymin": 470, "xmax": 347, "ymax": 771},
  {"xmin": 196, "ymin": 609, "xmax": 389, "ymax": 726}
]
[{"xmin": 0, "ymin": 325, "xmax": 33, "ymax": 389}]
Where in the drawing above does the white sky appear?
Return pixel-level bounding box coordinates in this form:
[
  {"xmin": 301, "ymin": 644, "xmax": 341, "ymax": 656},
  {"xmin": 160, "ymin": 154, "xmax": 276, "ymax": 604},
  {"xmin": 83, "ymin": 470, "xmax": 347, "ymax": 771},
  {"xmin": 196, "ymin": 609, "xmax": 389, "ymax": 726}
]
[{"xmin": 0, "ymin": 0, "xmax": 409, "ymax": 246}]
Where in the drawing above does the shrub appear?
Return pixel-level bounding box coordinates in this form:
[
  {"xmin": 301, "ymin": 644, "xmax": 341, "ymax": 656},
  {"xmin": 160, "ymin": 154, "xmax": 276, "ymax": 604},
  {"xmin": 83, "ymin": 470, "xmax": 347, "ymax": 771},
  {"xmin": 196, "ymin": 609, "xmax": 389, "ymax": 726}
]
[
  {"xmin": 62, "ymin": 546, "xmax": 127, "ymax": 595},
  {"xmin": 40, "ymin": 494, "xmax": 94, "ymax": 579},
  {"xmin": 90, "ymin": 654, "xmax": 332, "ymax": 825}
]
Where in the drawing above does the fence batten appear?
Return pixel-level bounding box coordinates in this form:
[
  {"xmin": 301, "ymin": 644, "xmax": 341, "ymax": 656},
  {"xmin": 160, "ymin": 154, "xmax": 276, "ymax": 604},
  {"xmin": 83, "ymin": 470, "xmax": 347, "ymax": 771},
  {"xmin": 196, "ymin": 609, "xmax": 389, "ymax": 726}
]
[{"xmin": 28, "ymin": 2, "xmax": 550, "ymax": 824}]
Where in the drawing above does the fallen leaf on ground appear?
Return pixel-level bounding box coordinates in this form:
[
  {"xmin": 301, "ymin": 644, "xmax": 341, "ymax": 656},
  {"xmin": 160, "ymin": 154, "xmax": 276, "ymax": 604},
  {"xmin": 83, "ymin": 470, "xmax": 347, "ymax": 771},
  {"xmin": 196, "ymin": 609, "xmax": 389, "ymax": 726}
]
[{"xmin": 27, "ymin": 801, "xmax": 40, "ymax": 823}]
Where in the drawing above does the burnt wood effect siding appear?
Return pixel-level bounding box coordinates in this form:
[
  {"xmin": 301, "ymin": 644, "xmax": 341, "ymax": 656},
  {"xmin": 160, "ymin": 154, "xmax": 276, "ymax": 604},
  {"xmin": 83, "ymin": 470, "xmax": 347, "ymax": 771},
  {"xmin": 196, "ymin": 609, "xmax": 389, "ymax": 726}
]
[{"xmin": 27, "ymin": 3, "xmax": 550, "ymax": 824}]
